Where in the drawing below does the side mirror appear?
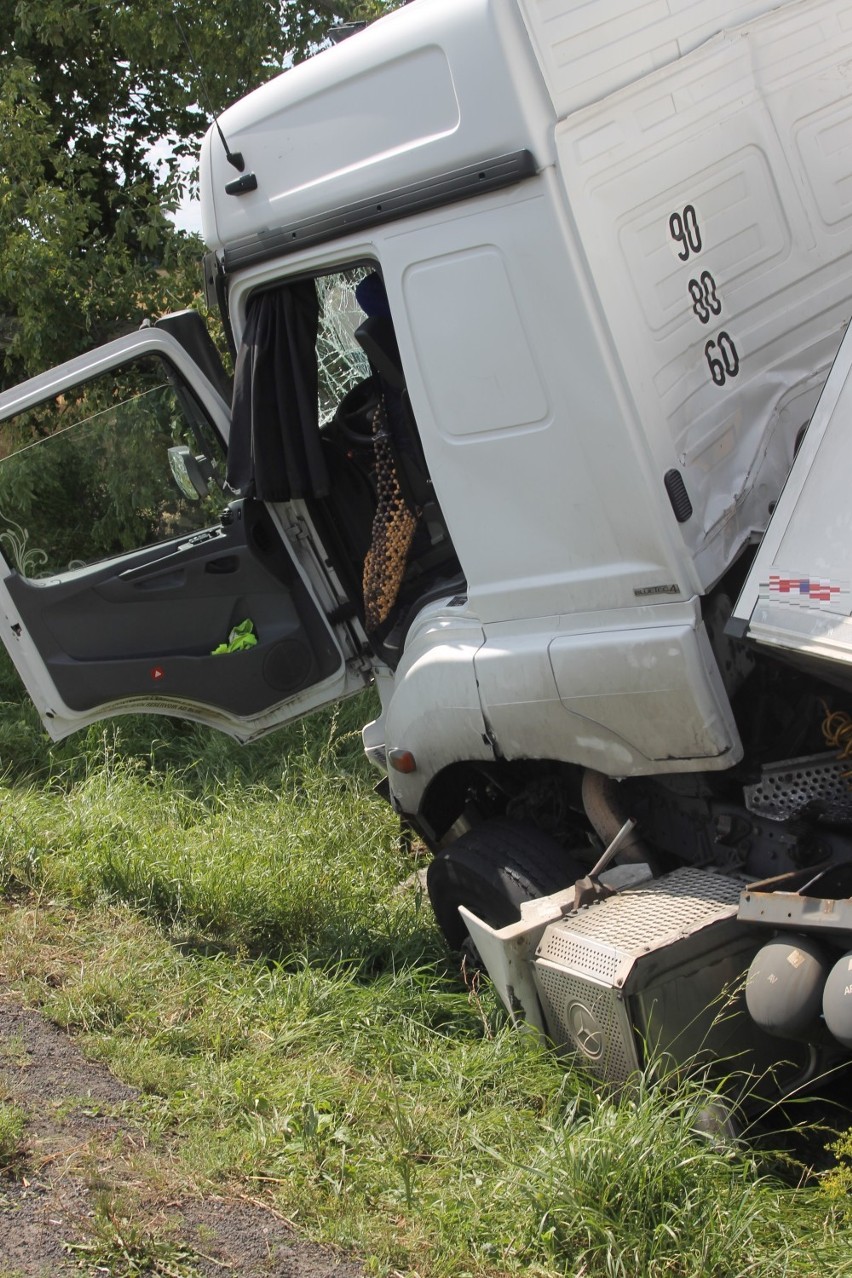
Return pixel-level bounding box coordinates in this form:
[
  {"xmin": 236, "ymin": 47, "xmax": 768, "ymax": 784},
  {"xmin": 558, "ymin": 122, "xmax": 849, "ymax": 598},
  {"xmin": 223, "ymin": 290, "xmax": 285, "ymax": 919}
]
[{"xmin": 168, "ymin": 445, "xmax": 210, "ymax": 500}]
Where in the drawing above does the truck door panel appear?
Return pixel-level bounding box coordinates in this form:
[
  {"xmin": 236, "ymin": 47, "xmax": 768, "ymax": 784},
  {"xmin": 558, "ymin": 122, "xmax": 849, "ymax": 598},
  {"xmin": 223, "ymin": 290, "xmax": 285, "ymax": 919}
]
[
  {"xmin": 0, "ymin": 327, "xmax": 348, "ymax": 740},
  {"xmin": 4, "ymin": 499, "xmax": 340, "ymax": 716}
]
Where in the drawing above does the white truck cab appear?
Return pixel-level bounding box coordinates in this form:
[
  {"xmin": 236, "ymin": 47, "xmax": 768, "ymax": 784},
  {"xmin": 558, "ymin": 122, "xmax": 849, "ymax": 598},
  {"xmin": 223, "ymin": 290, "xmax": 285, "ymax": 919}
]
[{"xmin": 4, "ymin": 0, "xmax": 852, "ymax": 1088}]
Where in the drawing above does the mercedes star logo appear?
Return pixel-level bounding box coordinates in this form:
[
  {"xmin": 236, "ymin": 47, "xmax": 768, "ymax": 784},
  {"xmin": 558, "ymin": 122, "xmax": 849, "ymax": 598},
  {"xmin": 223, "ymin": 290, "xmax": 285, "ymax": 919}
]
[{"xmin": 567, "ymin": 1000, "xmax": 604, "ymax": 1059}]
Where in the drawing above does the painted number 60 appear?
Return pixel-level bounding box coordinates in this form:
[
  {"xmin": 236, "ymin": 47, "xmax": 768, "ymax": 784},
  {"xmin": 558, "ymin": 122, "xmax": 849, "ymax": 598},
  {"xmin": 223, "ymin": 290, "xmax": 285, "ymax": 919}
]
[{"xmin": 704, "ymin": 332, "xmax": 740, "ymax": 386}]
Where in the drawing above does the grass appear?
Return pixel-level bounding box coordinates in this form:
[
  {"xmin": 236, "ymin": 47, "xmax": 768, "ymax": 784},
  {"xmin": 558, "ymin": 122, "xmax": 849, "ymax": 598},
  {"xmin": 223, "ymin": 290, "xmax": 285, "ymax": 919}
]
[
  {"xmin": 0, "ymin": 1100, "xmax": 26, "ymax": 1169},
  {"xmin": 66, "ymin": 1193, "xmax": 204, "ymax": 1278},
  {"xmin": 1, "ymin": 649, "xmax": 851, "ymax": 1275}
]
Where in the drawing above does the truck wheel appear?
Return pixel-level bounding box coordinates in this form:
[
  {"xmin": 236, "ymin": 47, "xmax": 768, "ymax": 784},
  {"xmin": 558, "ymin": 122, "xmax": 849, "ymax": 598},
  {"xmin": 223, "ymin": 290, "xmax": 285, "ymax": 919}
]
[{"xmin": 426, "ymin": 818, "xmax": 582, "ymax": 953}]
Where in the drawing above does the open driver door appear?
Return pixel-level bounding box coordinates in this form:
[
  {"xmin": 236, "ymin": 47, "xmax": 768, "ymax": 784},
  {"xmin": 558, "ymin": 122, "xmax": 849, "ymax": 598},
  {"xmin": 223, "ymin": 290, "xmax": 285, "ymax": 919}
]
[{"xmin": 0, "ymin": 314, "xmax": 357, "ymax": 742}]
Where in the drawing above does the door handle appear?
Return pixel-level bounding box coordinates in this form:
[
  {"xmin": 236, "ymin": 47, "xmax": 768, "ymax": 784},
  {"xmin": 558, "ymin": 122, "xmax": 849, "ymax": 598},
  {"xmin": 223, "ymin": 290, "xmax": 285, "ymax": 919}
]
[{"xmin": 205, "ymin": 556, "xmax": 239, "ymax": 575}]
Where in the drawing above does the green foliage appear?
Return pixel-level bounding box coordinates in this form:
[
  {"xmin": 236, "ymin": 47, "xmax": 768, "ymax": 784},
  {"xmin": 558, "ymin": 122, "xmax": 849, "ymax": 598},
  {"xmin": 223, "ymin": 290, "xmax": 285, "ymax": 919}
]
[
  {"xmin": 823, "ymin": 1126, "xmax": 852, "ymax": 1203},
  {"xmin": 3, "ymin": 744, "xmax": 415, "ymax": 966},
  {"xmin": 0, "ymin": 1099, "xmax": 26, "ymax": 1168},
  {"xmin": 0, "ymin": 358, "xmax": 225, "ymax": 577},
  {"xmin": 0, "ymin": 641, "xmax": 375, "ymax": 788},
  {"xmin": 0, "ymin": 51, "xmax": 202, "ymax": 382},
  {"xmin": 516, "ymin": 1074, "xmax": 842, "ymax": 1277},
  {"xmin": 0, "ymin": 650, "xmax": 850, "ymax": 1275},
  {"xmin": 0, "ymin": 644, "xmax": 405, "ymax": 962},
  {"xmin": 0, "ymin": 0, "xmax": 405, "ymax": 590},
  {"xmin": 5, "ymin": 901, "xmax": 851, "ymax": 1277},
  {"xmin": 66, "ymin": 1194, "xmax": 203, "ymax": 1277},
  {"xmin": 0, "ymin": 0, "xmax": 403, "ymax": 386}
]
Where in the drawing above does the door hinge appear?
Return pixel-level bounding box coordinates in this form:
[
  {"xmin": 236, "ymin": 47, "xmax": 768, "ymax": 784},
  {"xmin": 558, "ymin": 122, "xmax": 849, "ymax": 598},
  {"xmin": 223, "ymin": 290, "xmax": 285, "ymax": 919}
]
[
  {"xmin": 284, "ymin": 515, "xmax": 311, "ymax": 543},
  {"xmin": 348, "ymin": 653, "xmax": 375, "ymax": 682}
]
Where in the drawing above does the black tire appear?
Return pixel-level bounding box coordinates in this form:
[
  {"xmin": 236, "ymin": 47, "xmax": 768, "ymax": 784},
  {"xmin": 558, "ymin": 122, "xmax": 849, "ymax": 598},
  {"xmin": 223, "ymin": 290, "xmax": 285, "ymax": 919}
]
[{"xmin": 426, "ymin": 818, "xmax": 583, "ymax": 952}]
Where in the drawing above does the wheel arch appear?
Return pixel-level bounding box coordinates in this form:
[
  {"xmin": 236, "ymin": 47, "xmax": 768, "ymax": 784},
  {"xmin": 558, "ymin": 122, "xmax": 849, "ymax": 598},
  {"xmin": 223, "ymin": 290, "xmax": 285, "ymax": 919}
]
[{"xmin": 406, "ymin": 755, "xmax": 589, "ymax": 852}]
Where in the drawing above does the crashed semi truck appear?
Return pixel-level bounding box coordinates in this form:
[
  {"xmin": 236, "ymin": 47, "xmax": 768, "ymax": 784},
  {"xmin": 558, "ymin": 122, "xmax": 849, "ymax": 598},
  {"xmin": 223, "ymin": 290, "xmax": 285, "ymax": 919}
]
[{"xmin": 2, "ymin": 0, "xmax": 852, "ymax": 1090}]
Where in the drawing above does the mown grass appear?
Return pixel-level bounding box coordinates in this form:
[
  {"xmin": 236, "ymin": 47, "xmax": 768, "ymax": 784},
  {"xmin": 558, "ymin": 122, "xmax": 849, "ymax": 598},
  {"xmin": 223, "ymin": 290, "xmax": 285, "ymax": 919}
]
[{"xmin": 1, "ymin": 649, "xmax": 851, "ymax": 1276}]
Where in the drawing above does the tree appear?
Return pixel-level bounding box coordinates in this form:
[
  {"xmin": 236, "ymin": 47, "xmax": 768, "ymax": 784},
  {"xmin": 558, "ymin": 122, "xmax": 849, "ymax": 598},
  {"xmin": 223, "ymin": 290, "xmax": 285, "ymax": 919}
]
[{"xmin": 0, "ymin": 0, "xmax": 399, "ymax": 388}]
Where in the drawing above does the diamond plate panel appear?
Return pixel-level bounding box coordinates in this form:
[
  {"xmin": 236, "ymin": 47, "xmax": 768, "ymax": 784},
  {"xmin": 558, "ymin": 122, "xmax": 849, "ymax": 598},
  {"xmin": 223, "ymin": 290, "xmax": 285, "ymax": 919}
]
[
  {"xmin": 534, "ymin": 961, "xmax": 639, "ymax": 1084},
  {"xmin": 536, "ymin": 868, "xmax": 742, "ymax": 987},
  {"xmin": 744, "ymin": 752, "xmax": 852, "ymax": 824}
]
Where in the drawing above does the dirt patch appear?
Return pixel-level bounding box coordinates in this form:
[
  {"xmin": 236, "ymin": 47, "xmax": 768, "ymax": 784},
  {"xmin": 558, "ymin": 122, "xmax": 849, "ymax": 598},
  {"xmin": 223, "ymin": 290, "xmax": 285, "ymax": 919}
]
[{"xmin": 0, "ymin": 998, "xmax": 363, "ymax": 1278}]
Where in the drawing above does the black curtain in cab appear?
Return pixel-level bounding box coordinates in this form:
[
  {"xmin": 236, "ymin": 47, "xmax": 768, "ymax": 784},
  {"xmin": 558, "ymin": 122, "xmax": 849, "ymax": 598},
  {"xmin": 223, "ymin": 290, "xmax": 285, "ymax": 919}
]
[{"xmin": 226, "ymin": 280, "xmax": 329, "ymax": 501}]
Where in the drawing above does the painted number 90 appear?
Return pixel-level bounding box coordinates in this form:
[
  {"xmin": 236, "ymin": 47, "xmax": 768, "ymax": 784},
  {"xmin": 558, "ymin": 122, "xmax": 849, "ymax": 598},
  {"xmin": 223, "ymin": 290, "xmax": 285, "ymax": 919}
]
[{"xmin": 669, "ymin": 205, "xmax": 702, "ymax": 261}]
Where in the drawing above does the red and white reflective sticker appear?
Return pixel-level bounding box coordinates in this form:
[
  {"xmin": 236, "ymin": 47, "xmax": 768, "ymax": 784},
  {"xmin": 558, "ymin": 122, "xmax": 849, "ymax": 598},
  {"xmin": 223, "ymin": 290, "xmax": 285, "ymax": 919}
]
[
  {"xmin": 761, "ymin": 574, "xmax": 848, "ymax": 608},
  {"xmin": 150, "ymin": 667, "xmax": 165, "ymax": 681}
]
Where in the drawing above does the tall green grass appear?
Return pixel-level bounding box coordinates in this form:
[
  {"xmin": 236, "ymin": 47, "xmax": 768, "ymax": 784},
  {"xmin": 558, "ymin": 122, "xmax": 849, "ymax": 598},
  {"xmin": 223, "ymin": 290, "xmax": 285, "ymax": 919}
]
[
  {"xmin": 1, "ymin": 648, "xmax": 851, "ymax": 1276},
  {"xmin": 3, "ymin": 732, "xmax": 414, "ymax": 964}
]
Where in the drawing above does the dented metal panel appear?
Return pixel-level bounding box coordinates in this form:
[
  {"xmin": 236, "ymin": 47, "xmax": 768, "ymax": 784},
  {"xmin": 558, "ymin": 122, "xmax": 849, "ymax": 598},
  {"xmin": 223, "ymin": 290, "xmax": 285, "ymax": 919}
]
[
  {"xmin": 732, "ymin": 318, "xmax": 852, "ymax": 677},
  {"xmin": 553, "ymin": 0, "xmax": 852, "ymax": 592}
]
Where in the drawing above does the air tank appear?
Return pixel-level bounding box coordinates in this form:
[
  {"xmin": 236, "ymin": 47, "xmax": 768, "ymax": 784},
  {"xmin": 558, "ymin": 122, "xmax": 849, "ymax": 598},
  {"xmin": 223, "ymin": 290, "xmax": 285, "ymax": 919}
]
[
  {"xmin": 745, "ymin": 936, "xmax": 830, "ymax": 1039},
  {"xmin": 822, "ymin": 951, "xmax": 852, "ymax": 1049}
]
